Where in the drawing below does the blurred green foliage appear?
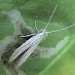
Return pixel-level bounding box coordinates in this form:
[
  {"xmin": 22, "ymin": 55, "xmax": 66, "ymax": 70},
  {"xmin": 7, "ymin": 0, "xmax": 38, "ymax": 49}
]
[{"xmin": 0, "ymin": 0, "xmax": 75, "ymax": 75}]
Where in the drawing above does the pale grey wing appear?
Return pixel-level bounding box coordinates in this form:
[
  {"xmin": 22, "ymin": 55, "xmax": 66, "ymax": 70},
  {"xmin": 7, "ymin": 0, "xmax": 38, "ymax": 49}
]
[
  {"xmin": 15, "ymin": 34, "xmax": 43, "ymax": 68},
  {"xmin": 9, "ymin": 33, "xmax": 43, "ymax": 63},
  {"xmin": 9, "ymin": 35, "xmax": 37, "ymax": 62}
]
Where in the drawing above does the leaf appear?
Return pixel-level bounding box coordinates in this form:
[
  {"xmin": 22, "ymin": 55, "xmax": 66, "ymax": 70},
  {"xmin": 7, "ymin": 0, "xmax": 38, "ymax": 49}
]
[{"xmin": 0, "ymin": 0, "xmax": 75, "ymax": 75}]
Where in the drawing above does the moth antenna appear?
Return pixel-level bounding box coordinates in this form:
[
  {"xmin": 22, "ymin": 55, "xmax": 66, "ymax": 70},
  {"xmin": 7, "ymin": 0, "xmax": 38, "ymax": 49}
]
[
  {"xmin": 20, "ymin": 21, "xmax": 38, "ymax": 38},
  {"xmin": 20, "ymin": 5, "xmax": 58, "ymax": 38},
  {"xmin": 46, "ymin": 24, "xmax": 75, "ymax": 34},
  {"xmin": 34, "ymin": 21, "xmax": 39, "ymax": 32},
  {"xmin": 20, "ymin": 18, "xmax": 38, "ymax": 38},
  {"xmin": 20, "ymin": 23, "xmax": 75, "ymax": 37},
  {"xmin": 20, "ymin": 33, "xmax": 35, "ymax": 37},
  {"xmin": 43, "ymin": 5, "xmax": 58, "ymax": 32}
]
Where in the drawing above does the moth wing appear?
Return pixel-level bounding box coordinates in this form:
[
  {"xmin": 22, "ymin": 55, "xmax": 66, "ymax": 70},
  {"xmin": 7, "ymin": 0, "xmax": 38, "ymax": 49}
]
[
  {"xmin": 9, "ymin": 33, "xmax": 43, "ymax": 63},
  {"xmin": 15, "ymin": 36, "xmax": 43, "ymax": 68}
]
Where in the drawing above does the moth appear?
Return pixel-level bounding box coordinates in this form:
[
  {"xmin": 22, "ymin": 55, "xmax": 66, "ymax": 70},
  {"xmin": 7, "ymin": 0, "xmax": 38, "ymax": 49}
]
[{"xmin": 8, "ymin": 5, "xmax": 75, "ymax": 69}]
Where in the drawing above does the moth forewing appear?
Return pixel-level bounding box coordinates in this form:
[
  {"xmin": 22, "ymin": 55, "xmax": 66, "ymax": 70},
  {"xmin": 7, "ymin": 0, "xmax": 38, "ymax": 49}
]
[
  {"xmin": 15, "ymin": 33, "xmax": 45, "ymax": 68},
  {"xmin": 9, "ymin": 32, "xmax": 45, "ymax": 63}
]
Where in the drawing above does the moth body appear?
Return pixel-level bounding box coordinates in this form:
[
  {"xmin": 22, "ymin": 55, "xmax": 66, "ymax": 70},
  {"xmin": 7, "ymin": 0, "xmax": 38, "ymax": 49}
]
[{"xmin": 9, "ymin": 31, "xmax": 46, "ymax": 68}]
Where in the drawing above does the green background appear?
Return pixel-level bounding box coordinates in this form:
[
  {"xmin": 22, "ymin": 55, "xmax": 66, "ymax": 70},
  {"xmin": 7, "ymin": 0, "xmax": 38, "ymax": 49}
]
[{"xmin": 0, "ymin": 0, "xmax": 75, "ymax": 75}]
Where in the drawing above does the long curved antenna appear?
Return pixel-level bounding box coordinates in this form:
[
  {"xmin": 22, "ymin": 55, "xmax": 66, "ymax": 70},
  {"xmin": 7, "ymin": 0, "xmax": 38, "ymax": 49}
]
[
  {"xmin": 20, "ymin": 23, "xmax": 75, "ymax": 37},
  {"xmin": 21, "ymin": 5, "xmax": 57, "ymax": 38},
  {"xmin": 34, "ymin": 21, "xmax": 39, "ymax": 32},
  {"xmin": 20, "ymin": 33, "xmax": 35, "ymax": 37},
  {"xmin": 43, "ymin": 5, "xmax": 58, "ymax": 32},
  {"xmin": 46, "ymin": 24, "xmax": 75, "ymax": 34}
]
